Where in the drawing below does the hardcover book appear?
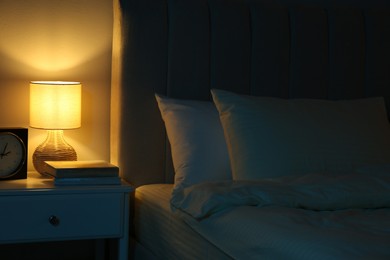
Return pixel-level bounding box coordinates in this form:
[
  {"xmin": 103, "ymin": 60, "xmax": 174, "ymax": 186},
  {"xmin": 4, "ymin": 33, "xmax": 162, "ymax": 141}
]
[
  {"xmin": 54, "ymin": 176, "xmax": 121, "ymax": 186},
  {"xmin": 44, "ymin": 160, "xmax": 119, "ymax": 178}
]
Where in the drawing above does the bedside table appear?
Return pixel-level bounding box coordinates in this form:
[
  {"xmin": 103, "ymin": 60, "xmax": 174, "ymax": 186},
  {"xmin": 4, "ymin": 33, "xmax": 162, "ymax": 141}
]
[{"xmin": 0, "ymin": 172, "xmax": 133, "ymax": 260}]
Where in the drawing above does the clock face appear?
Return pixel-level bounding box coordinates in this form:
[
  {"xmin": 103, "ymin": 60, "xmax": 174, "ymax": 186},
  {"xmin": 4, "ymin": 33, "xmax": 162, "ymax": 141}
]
[{"xmin": 0, "ymin": 132, "xmax": 26, "ymax": 178}]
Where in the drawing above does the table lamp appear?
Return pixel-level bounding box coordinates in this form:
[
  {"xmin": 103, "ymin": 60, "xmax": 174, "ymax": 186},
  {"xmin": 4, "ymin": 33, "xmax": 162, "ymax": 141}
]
[{"xmin": 30, "ymin": 81, "xmax": 82, "ymax": 175}]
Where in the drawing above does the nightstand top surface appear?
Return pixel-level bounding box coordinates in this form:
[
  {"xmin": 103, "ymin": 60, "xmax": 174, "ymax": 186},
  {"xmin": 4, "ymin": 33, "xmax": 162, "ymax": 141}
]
[{"xmin": 0, "ymin": 172, "xmax": 133, "ymax": 195}]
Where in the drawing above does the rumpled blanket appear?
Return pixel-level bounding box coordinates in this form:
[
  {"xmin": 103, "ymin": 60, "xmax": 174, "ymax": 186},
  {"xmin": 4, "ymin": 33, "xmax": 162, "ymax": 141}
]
[
  {"xmin": 172, "ymin": 173, "xmax": 390, "ymax": 218},
  {"xmin": 171, "ymin": 173, "xmax": 390, "ymax": 259}
]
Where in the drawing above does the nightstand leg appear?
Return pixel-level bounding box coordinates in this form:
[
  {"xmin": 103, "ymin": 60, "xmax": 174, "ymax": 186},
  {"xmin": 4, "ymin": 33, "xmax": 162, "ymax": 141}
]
[
  {"xmin": 95, "ymin": 239, "xmax": 106, "ymax": 260},
  {"xmin": 118, "ymin": 193, "xmax": 130, "ymax": 260}
]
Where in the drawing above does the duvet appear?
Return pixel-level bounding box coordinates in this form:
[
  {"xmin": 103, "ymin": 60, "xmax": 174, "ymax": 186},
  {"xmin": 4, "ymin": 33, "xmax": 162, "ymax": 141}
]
[{"xmin": 172, "ymin": 172, "xmax": 390, "ymax": 260}]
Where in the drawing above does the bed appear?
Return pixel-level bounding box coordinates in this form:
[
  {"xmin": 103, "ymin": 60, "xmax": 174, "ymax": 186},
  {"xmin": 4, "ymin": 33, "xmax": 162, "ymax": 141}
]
[{"xmin": 111, "ymin": 0, "xmax": 390, "ymax": 259}]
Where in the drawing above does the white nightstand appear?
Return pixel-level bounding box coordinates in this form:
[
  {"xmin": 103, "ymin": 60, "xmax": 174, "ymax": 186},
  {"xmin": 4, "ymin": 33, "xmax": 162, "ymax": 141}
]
[{"xmin": 0, "ymin": 172, "xmax": 133, "ymax": 260}]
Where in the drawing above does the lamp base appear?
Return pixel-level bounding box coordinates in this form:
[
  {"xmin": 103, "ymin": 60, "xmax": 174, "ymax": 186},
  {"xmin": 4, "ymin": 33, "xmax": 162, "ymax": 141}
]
[{"xmin": 33, "ymin": 130, "xmax": 77, "ymax": 175}]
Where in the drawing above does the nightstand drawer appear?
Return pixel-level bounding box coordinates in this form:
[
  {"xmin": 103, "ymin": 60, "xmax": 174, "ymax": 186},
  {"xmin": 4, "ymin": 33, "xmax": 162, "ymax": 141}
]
[{"xmin": 0, "ymin": 193, "xmax": 124, "ymax": 243}]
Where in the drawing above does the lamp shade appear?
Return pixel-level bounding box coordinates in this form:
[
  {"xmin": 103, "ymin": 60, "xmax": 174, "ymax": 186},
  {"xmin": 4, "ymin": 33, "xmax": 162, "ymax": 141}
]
[{"xmin": 30, "ymin": 81, "xmax": 82, "ymax": 129}]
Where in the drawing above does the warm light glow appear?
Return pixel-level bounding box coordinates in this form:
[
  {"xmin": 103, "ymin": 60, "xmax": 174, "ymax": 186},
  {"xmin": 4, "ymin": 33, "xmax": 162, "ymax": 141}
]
[
  {"xmin": 30, "ymin": 81, "xmax": 82, "ymax": 129},
  {"xmin": 0, "ymin": 1, "xmax": 112, "ymax": 72}
]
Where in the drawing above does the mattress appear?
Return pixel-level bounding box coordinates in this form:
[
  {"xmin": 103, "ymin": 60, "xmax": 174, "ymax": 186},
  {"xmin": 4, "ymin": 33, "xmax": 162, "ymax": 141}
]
[{"xmin": 133, "ymin": 184, "xmax": 231, "ymax": 259}]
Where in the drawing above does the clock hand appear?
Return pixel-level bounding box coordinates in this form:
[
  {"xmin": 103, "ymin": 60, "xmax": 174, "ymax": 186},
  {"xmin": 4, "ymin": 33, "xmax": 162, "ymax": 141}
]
[
  {"xmin": 0, "ymin": 143, "xmax": 9, "ymax": 159},
  {"xmin": 2, "ymin": 143, "xmax": 7, "ymax": 154}
]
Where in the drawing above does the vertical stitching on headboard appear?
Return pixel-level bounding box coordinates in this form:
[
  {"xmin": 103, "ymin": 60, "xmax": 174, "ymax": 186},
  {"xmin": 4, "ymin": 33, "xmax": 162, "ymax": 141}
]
[
  {"xmin": 207, "ymin": 0, "xmax": 212, "ymax": 94},
  {"xmin": 325, "ymin": 7, "xmax": 330, "ymax": 99},
  {"xmin": 166, "ymin": 0, "xmax": 171, "ymax": 97},
  {"xmin": 362, "ymin": 9, "xmax": 368, "ymax": 97},
  {"xmin": 248, "ymin": 2, "xmax": 253, "ymax": 95},
  {"xmin": 164, "ymin": 0, "xmax": 170, "ymax": 183},
  {"xmin": 288, "ymin": 7, "xmax": 293, "ymax": 99}
]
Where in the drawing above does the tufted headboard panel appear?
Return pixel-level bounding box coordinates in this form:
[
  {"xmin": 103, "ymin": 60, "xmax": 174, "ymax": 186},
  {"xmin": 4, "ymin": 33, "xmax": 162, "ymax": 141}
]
[{"xmin": 111, "ymin": 0, "xmax": 390, "ymax": 186}]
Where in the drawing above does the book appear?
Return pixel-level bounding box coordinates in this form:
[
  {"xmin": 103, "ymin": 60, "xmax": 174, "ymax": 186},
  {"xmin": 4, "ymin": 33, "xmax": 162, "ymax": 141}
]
[
  {"xmin": 44, "ymin": 160, "xmax": 119, "ymax": 178},
  {"xmin": 54, "ymin": 176, "xmax": 121, "ymax": 186}
]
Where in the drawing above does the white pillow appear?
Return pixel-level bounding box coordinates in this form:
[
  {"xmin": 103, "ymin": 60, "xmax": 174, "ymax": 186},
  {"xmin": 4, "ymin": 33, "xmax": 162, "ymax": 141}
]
[
  {"xmin": 211, "ymin": 89, "xmax": 390, "ymax": 180},
  {"xmin": 155, "ymin": 94, "xmax": 231, "ymax": 193}
]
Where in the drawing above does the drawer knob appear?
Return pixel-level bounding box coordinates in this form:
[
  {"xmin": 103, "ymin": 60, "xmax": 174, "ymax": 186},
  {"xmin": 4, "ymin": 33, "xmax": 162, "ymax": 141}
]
[{"xmin": 49, "ymin": 215, "xmax": 60, "ymax": 226}]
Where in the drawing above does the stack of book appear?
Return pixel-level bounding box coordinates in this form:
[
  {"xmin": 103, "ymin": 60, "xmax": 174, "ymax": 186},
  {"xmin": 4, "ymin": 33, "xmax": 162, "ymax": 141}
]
[{"xmin": 44, "ymin": 160, "xmax": 121, "ymax": 186}]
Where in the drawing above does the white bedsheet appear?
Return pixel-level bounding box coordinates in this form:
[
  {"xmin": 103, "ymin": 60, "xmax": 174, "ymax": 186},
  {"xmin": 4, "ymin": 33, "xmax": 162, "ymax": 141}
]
[
  {"xmin": 134, "ymin": 184, "xmax": 231, "ymax": 259},
  {"xmin": 172, "ymin": 173, "xmax": 390, "ymax": 259}
]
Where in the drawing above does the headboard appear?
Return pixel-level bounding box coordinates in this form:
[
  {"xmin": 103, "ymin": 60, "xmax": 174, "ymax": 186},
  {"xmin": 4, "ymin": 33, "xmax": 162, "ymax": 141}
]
[{"xmin": 111, "ymin": 0, "xmax": 390, "ymax": 187}]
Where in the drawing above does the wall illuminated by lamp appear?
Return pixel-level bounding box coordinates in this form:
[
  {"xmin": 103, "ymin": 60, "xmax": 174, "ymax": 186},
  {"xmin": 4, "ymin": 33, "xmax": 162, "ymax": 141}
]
[
  {"xmin": 0, "ymin": 0, "xmax": 113, "ymax": 172},
  {"xmin": 0, "ymin": 1, "xmax": 112, "ymax": 72}
]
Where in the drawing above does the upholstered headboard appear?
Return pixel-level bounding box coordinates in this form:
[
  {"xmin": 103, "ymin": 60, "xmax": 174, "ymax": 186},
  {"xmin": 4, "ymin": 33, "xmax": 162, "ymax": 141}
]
[{"xmin": 111, "ymin": 0, "xmax": 390, "ymax": 186}]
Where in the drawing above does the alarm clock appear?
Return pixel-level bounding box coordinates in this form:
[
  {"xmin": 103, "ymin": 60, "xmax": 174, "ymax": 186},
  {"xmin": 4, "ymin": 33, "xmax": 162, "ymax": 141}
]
[{"xmin": 0, "ymin": 128, "xmax": 28, "ymax": 180}]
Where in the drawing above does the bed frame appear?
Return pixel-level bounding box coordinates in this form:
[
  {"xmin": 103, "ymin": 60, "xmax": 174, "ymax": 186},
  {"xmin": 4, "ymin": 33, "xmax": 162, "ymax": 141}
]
[{"xmin": 111, "ymin": 0, "xmax": 390, "ymax": 187}]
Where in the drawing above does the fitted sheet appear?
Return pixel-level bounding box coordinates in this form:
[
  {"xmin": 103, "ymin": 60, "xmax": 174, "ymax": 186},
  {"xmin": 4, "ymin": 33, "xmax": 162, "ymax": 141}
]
[{"xmin": 133, "ymin": 184, "xmax": 231, "ymax": 259}]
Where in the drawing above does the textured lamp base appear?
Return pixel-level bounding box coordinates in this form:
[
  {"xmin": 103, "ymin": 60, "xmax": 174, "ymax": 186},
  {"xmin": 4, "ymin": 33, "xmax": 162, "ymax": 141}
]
[{"xmin": 33, "ymin": 130, "xmax": 77, "ymax": 175}]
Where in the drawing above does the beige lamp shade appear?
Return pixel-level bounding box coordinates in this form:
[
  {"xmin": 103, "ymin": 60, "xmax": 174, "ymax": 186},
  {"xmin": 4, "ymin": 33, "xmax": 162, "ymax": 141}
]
[{"xmin": 30, "ymin": 81, "xmax": 82, "ymax": 129}]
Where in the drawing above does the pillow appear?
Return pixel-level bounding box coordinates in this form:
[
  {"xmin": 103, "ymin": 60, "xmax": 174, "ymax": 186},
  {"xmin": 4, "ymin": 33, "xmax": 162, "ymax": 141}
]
[
  {"xmin": 155, "ymin": 94, "xmax": 231, "ymax": 193},
  {"xmin": 211, "ymin": 89, "xmax": 390, "ymax": 180}
]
